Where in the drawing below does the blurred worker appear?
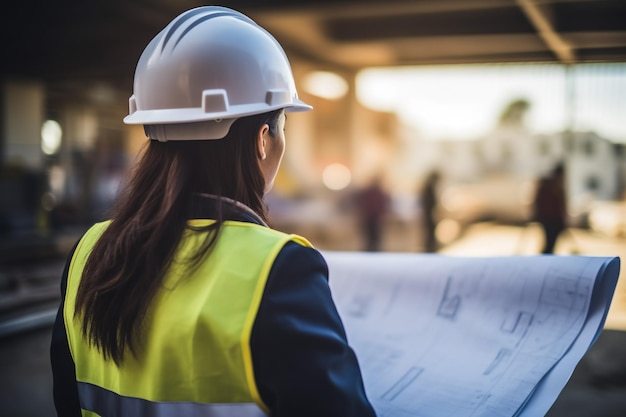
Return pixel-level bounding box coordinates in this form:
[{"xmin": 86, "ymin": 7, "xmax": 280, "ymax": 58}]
[
  {"xmin": 532, "ymin": 162, "xmax": 567, "ymax": 254},
  {"xmin": 50, "ymin": 7, "xmax": 375, "ymax": 417},
  {"xmin": 419, "ymin": 170, "xmax": 440, "ymax": 253},
  {"xmin": 355, "ymin": 176, "xmax": 391, "ymax": 251}
]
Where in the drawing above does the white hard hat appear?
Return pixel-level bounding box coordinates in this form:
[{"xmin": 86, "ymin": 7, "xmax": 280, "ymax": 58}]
[{"xmin": 123, "ymin": 6, "xmax": 312, "ymax": 141}]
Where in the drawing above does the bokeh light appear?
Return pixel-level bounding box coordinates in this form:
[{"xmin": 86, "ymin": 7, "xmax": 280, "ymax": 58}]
[
  {"xmin": 303, "ymin": 71, "xmax": 349, "ymax": 100},
  {"xmin": 41, "ymin": 120, "xmax": 62, "ymax": 155},
  {"xmin": 322, "ymin": 163, "xmax": 352, "ymax": 190}
]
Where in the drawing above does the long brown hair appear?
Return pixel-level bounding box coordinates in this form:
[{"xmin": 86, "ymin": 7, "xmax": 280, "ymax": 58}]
[{"xmin": 74, "ymin": 109, "xmax": 283, "ymax": 365}]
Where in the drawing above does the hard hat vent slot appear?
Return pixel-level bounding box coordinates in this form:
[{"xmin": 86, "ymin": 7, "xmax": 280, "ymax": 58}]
[
  {"xmin": 128, "ymin": 95, "xmax": 137, "ymax": 115},
  {"xmin": 266, "ymin": 90, "xmax": 291, "ymax": 106},
  {"xmin": 203, "ymin": 89, "xmax": 229, "ymax": 113}
]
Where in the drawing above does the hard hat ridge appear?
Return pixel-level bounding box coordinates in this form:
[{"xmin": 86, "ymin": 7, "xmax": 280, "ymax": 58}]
[
  {"xmin": 123, "ymin": 6, "xmax": 312, "ymax": 141},
  {"xmin": 158, "ymin": 7, "xmax": 255, "ymax": 56}
]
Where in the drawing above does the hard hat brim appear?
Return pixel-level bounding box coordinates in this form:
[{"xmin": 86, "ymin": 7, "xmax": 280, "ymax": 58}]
[
  {"xmin": 124, "ymin": 100, "xmax": 312, "ymax": 126},
  {"xmin": 135, "ymin": 98, "xmax": 313, "ymax": 141}
]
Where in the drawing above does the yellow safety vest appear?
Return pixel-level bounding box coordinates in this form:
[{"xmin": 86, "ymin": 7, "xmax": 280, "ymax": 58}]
[{"xmin": 64, "ymin": 219, "xmax": 312, "ymax": 417}]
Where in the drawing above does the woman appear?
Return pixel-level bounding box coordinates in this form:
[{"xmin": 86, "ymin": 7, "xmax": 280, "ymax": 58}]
[{"xmin": 50, "ymin": 6, "xmax": 376, "ymax": 417}]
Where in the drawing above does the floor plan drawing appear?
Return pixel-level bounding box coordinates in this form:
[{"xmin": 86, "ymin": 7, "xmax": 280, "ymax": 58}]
[{"xmin": 323, "ymin": 252, "xmax": 620, "ymax": 417}]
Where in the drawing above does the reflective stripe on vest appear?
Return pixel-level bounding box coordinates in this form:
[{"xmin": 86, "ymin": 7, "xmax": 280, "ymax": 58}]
[
  {"xmin": 78, "ymin": 382, "xmax": 268, "ymax": 417},
  {"xmin": 65, "ymin": 219, "xmax": 312, "ymax": 416}
]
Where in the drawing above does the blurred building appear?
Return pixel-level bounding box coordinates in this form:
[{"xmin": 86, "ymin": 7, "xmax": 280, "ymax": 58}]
[
  {"xmin": 1, "ymin": 1, "xmax": 626, "ymax": 251},
  {"xmin": 401, "ymin": 128, "xmax": 625, "ymax": 239}
]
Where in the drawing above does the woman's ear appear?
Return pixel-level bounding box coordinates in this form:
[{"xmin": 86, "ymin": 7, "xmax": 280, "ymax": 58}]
[{"xmin": 257, "ymin": 123, "xmax": 269, "ymax": 160}]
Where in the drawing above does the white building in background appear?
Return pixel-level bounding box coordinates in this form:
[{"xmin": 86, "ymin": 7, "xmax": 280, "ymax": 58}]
[
  {"xmin": 480, "ymin": 128, "xmax": 565, "ymax": 178},
  {"xmin": 479, "ymin": 127, "xmax": 624, "ymax": 204},
  {"xmin": 566, "ymin": 131, "xmax": 623, "ymax": 202},
  {"xmin": 399, "ymin": 120, "xmax": 626, "ymax": 228}
]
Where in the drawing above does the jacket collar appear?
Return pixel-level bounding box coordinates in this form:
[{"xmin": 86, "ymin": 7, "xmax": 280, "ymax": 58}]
[{"xmin": 190, "ymin": 193, "xmax": 268, "ymax": 227}]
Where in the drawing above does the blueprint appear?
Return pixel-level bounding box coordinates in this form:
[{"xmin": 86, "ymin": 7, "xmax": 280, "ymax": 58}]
[{"xmin": 322, "ymin": 252, "xmax": 620, "ymax": 417}]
